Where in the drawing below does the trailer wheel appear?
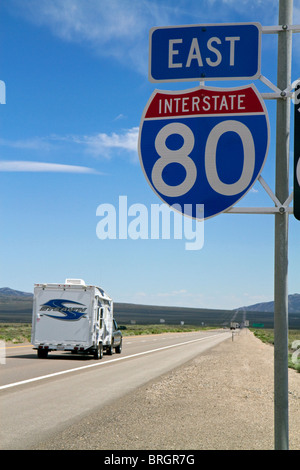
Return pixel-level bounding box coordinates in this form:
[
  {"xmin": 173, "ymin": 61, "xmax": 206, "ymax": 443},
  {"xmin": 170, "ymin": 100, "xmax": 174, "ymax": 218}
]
[
  {"xmin": 94, "ymin": 343, "xmax": 103, "ymax": 360},
  {"xmin": 115, "ymin": 339, "xmax": 122, "ymax": 354},
  {"xmin": 37, "ymin": 349, "xmax": 48, "ymax": 359}
]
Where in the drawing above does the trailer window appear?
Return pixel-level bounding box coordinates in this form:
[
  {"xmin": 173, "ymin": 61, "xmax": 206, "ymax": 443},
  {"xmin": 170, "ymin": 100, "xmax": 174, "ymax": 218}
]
[{"xmin": 99, "ymin": 307, "xmax": 103, "ymax": 329}]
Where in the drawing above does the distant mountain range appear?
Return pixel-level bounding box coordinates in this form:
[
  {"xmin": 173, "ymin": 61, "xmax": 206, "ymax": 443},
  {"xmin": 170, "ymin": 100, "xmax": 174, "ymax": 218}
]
[
  {"xmin": 0, "ymin": 287, "xmax": 33, "ymax": 298},
  {"xmin": 0, "ymin": 287, "xmax": 299, "ymax": 329},
  {"xmin": 1, "ymin": 287, "xmax": 300, "ymax": 313},
  {"xmin": 242, "ymin": 293, "xmax": 300, "ymax": 314}
]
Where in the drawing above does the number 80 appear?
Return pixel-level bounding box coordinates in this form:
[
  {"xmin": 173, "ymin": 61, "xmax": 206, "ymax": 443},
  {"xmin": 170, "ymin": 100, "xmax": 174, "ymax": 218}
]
[{"xmin": 152, "ymin": 121, "xmax": 256, "ymax": 197}]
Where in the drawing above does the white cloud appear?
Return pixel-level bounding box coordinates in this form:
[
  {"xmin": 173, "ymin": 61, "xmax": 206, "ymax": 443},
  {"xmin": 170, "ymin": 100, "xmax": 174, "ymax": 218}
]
[
  {"xmin": 60, "ymin": 127, "xmax": 139, "ymax": 161},
  {"xmin": 8, "ymin": 0, "xmax": 173, "ymax": 75},
  {"xmin": 84, "ymin": 127, "xmax": 139, "ymax": 159},
  {"xmin": 0, "ymin": 137, "xmax": 51, "ymax": 151},
  {"xmin": 6, "ymin": 0, "xmax": 282, "ymax": 74},
  {"xmin": 0, "ymin": 127, "xmax": 140, "ymax": 163},
  {"xmin": 0, "ymin": 160, "xmax": 99, "ymax": 174},
  {"xmin": 157, "ymin": 289, "xmax": 188, "ymax": 297}
]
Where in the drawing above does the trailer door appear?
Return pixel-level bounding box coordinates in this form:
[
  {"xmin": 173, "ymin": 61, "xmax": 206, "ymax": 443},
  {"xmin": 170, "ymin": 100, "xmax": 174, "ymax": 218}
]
[{"xmin": 33, "ymin": 287, "xmax": 93, "ymax": 345}]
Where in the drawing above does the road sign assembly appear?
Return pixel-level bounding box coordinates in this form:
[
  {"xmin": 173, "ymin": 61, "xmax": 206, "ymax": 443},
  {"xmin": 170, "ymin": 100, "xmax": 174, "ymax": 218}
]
[
  {"xmin": 149, "ymin": 23, "xmax": 261, "ymax": 82},
  {"xmin": 138, "ymin": 84, "xmax": 270, "ymax": 220},
  {"xmin": 140, "ymin": 3, "xmax": 297, "ymax": 448}
]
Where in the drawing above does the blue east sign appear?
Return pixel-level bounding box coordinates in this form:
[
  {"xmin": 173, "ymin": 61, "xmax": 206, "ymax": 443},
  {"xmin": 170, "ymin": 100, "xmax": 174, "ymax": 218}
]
[{"xmin": 149, "ymin": 23, "xmax": 261, "ymax": 82}]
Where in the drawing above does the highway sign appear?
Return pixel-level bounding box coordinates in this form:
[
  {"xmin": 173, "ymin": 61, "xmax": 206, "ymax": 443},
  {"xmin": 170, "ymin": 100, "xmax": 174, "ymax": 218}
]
[
  {"xmin": 149, "ymin": 23, "xmax": 261, "ymax": 82},
  {"xmin": 138, "ymin": 84, "xmax": 270, "ymax": 220},
  {"xmin": 294, "ymin": 82, "xmax": 300, "ymax": 220}
]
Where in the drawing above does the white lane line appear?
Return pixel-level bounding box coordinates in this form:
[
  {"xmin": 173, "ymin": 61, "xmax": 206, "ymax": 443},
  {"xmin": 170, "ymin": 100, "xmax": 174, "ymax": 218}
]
[{"xmin": 0, "ymin": 333, "xmax": 228, "ymax": 391}]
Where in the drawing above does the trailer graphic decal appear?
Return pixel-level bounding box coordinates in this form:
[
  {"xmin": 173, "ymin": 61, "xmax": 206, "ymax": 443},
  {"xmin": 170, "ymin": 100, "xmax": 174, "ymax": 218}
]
[{"xmin": 40, "ymin": 299, "xmax": 87, "ymax": 321}]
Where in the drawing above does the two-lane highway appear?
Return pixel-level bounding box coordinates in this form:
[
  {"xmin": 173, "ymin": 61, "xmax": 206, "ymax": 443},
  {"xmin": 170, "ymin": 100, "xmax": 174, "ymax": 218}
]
[{"xmin": 0, "ymin": 329, "xmax": 231, "ymax": 449}]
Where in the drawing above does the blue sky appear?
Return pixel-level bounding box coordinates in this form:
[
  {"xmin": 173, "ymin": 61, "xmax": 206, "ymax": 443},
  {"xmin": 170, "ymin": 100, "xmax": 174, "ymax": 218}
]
[{"xmin": 1, "ymin": 0, "xmax": 300, "ymax": 310}]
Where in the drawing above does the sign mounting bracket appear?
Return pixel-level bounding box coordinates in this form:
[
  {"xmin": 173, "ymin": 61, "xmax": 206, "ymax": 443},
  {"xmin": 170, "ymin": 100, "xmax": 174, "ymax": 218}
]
[{"xmin": 225, "ymin": 176, "xmax": 293, "ymax": 214}]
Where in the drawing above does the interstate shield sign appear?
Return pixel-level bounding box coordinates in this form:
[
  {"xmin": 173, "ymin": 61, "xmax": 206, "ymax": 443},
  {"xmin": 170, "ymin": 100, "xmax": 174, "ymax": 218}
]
[{"xmin": 138, "ymin": 84, "xmax": 270, "ymax": 220}]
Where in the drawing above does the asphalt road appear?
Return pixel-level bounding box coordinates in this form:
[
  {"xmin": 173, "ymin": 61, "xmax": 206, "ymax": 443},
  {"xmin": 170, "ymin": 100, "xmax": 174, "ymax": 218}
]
[{"xmin": 0, "ymin": 329, "xmax": 231, "ymax": 449}]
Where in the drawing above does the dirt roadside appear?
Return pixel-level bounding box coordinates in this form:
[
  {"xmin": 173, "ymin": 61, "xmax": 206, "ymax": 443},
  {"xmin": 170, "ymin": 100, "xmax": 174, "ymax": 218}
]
[{"xmin": 33, "ymin": 329, "xmax": 300, "ymax": 450}]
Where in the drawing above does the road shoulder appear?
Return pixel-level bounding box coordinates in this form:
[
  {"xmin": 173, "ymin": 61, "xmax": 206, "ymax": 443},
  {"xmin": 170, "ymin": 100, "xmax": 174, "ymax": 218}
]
[{"xmin": 32, "ymin": 329, "xmax": 300, "ymax": 450}]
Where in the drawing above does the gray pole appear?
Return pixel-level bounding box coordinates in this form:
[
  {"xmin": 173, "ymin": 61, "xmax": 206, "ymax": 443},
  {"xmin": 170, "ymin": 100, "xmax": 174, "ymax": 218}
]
[{"xmin": 274, "ymin": 0, "xmax": 293, "ymax": 450}]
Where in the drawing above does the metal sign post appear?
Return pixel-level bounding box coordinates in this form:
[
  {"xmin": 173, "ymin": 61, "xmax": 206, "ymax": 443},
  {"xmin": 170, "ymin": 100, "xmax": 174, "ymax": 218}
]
[{"xmin": 274, "ymin": 0, "xmax": 292, "ymax": 451}]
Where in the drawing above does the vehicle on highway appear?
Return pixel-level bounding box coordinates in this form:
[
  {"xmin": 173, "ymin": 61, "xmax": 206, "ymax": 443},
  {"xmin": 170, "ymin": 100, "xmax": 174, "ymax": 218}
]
[{"xmin": 31, "ymin": 279, "xmax": 122, "ymax": 359}]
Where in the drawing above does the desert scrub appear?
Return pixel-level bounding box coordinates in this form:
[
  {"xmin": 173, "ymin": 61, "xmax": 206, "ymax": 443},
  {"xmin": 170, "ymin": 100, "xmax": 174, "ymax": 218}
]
[
  {"xmin": 120, "ymin": 324, "xmax": 209, "ymax": 336},
  {"xmin": 0, "ymin": 323, "xmax": 31, "ymax": 343},
  {"xmin": 252, "ymin": 328, "xmax": 300, "ymax": 372}
]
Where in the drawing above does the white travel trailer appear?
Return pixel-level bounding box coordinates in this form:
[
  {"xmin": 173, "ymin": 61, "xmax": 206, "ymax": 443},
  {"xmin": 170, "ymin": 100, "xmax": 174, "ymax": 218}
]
[{"xmin": 31, "ymin": 279, "xmax": 122, "ymax": 359}]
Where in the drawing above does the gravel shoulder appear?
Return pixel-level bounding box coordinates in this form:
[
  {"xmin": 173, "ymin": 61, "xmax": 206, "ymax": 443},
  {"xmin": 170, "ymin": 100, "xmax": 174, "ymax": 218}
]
[{"xmin": 33, "ymin": 329, "xmax": 300, "ymax": 450}]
